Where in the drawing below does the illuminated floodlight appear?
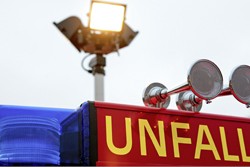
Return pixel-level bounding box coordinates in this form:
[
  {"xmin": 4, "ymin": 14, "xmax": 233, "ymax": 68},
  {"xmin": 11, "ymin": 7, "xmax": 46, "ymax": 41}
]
[
  {"xmin": 54, "ymin": 2, "xmax": 137, "ymax": 101},
  {"xmin": 219, "ymin": 65, "xmax": 250, "ymax": 107},
  {"xmin": 89, "ymin": 1, "xmax": 126, "ymax": 32},
  {"xmin": 54, "ymin": 16, "xmax": 138, "ymax": 54},
  {"xmin": 142, "ymin": 59, "xmax": 223, "ymax": 111}
]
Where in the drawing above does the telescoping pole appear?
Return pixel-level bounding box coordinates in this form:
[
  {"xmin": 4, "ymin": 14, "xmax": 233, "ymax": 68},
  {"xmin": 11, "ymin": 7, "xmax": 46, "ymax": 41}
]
[{"xmin": 89, "ymin": 54, "xmax": 106, "ymax": 101}]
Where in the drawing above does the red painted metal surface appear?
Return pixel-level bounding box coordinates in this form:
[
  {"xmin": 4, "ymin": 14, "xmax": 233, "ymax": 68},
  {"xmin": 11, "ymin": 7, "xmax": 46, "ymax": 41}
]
[{"xmin": 92, "ymin": 101, "xmax": 250, "ymax": 166}]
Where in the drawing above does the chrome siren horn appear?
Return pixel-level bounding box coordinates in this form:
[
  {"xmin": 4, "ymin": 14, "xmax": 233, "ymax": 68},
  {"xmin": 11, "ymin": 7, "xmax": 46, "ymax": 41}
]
[
  {"xmin": 175, "ymin": 59, "xmax": 223, "ymax": 111},
  {"xmin": 142, "ymin": 59, "xmax": 224, "ymax": 112},
  {"xmin": 142, "ymin": 82, "xmax": 171, "ymax": 108},
  {"xmin": 219, "ymin": 65, "xmax": 250, "ymax": 108}
]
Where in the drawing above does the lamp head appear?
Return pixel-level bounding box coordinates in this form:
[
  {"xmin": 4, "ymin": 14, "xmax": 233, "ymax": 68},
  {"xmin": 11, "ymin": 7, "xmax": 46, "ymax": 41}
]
[
  {"xmin": 229, "ymin": 65, "xmax": 250, "ymax": 105},
  {"xmin": 188, "ymin": 59, "xmax": 223, "ymax": 100},
  {"xmin": 54, "ymin": 17, "xmax": 138, "ymax": 55},
  {"xmin": 89, "ymin": 1, "xmax": 126, "ymax": 32}
]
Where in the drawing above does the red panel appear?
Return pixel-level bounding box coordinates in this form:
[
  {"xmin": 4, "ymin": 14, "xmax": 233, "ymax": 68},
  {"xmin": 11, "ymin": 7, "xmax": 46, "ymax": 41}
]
[{"xmin": 94, "ymin": 101, "xmax": 250, "ymax": 166}]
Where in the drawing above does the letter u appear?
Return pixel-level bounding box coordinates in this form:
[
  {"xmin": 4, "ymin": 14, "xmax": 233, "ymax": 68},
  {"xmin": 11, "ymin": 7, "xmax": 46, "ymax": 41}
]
[{"xmin": 106, "ymin": 116, "xmax": 132, "ymax": 155}]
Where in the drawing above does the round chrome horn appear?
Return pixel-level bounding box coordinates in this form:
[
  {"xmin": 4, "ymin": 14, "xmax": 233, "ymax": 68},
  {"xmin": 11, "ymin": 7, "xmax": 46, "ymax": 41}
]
[
  {"xmin": 174, "ymin": 59, "xmax": 223, "ymax": 111},
  {"xmin": 188, "ymin": 59, "xmax": 224, "ymax": 101},
  {"xmin": 176, "ymin": 91, "xmax": 203, "ymax": 112},
  {"xmin": 142, "ymin": 59, "xmax": 223, "ymax": 111},
  {"xmin": 142, "ymin": 82, "xmax": 170, "ymax": 108},
  {"xmin": 219, "ymin": 65, "xmax": 250, "ymax": 108}
]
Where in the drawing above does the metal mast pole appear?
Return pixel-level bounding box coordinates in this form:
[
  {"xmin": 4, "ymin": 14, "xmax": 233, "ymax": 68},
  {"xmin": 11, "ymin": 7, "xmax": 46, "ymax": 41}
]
[{"xmin": 89, "ymin": 54, "xmax": 106, "ymax": 101}]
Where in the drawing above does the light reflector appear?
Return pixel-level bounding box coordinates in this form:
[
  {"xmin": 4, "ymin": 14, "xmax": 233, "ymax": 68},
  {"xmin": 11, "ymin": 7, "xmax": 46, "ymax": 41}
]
[{"xmin": 89, "ymin": 1, "xmax": 126, "ymax": 32}]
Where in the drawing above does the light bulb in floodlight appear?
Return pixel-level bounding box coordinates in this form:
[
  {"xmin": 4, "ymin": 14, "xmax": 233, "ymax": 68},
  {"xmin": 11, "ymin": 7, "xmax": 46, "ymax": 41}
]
[
  {"xmin": 89, "ymin": 1, "xmax": 126, "ymax": 32},
  {"xmin": 230, "ymin": 65, "xmax": 250, "ymax": 105},
  {"xmin": 188, "ymin": 59, "xmax": 223, "ymax": 100}
]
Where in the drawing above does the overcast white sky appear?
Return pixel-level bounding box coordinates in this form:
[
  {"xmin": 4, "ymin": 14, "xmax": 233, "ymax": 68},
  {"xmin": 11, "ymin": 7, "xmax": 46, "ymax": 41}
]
[{"xmin": 0, "ymin": 0, "xmax": 249, "ymax": 117}]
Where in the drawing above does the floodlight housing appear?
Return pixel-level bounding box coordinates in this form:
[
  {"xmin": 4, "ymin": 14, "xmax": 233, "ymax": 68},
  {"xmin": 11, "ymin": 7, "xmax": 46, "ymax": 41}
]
[
  {"xmin": 54, "ymin": 16, "xmax": 138, "ymax": 55},
  {"xmin": 53, "ymin": 16, "xmax": 88, "ymax": 52},
  {"xmin": 89, "ymin": 1, "xmax": 126, "ymax": 32}
]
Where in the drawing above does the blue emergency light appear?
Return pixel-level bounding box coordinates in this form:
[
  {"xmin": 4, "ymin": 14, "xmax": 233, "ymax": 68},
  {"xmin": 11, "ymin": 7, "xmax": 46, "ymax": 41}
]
[{"xmin": 0, "ymin": 103, "xmax": 91, "ymax": 166}]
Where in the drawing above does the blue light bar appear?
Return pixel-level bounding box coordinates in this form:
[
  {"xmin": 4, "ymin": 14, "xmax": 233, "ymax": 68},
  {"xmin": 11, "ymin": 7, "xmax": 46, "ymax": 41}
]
[
  {"xmin": 0, "ymin": 103, "xmax": 94, "ymax": 166},
  {"xmin": 0, "ymin": 116, "xmax": 60, "ymax": 164},
  {"xmin": 0, "ymin": 105, "xmax": 75, "ymax": 166},
  {"xmin": 81, "ymin": 102, "xmax": 90, "ymax": 165}
]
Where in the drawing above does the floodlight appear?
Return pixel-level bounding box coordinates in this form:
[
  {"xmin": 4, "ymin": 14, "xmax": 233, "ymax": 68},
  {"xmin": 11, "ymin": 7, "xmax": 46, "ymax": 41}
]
[
  {"xmin": 142, "ymin": 59, "xmax": 223, "ymax": 111},
  {"xmin": 54, "ymin": 17, "xmax": 137, "ymax": 55},
  {"xmin": 54, "ymin": 1, "xmax": 138, "ymax": 101},
  {"xmin": 89, "ymin": 1, "xmax": 126, "ymax": 32},
  {"xmin": 219, "ymin": 65, "xmax": 250, "ymax": 107}
]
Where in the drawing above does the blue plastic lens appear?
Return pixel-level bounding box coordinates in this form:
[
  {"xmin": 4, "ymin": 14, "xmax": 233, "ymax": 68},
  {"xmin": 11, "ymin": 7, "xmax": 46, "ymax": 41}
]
[
  {"xmin": 0, "ymin": 116, "xmax": 60, "ymax": 165},
  {"xmin": 81, "ymin": 102, "xmax": 90, "ymax": 165}
]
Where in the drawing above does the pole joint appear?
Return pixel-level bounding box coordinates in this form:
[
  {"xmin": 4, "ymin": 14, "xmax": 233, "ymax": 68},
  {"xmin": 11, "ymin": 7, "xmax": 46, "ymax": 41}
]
[{"xmin": 89, "ymin": 54, "xmax": 106, "ymax": 75}]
